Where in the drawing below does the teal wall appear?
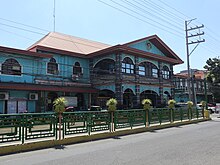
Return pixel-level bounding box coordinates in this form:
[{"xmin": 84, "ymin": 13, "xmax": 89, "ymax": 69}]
[
  {"xmin": 0, "ymin": 52, "xmax": 48, "ymax": 83},
  {"xmin": 140, "ymin": 85, "xmax": 159, "ymax": 95},
  {"xmin": 128, "ymin": 40, "xmax": 166, "ymax": 57},
  {"xmin": 0, "ymin": 101, "xmax": 4, "ymax": 113},
  {"xmin": 95, "ymin": 85, "xmax": 115, "ymax": 93}
]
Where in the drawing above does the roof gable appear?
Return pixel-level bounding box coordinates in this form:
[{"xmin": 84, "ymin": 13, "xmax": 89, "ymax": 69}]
[
  {"xmin": 127, "ymin": 40, "xmax": 166, "ymax": 57},
  {"xmin": 123, "ymin": 35, "xmax": 182, "ymax": 61}
]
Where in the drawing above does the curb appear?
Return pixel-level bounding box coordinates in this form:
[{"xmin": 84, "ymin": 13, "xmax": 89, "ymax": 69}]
[{"xmin": 0, "ymin": 118, "xmax": 211, "ymax": 156}]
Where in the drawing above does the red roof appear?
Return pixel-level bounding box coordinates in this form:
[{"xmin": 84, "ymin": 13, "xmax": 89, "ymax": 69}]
[{"xmin": 0, "ymin": 45, "xmax": 52, "ymax": 58}]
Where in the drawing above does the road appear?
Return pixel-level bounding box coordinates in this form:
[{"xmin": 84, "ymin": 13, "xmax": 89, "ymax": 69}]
[{"xmin": 1, "ymin": 115, "xmax": 220, "ymax": 165}]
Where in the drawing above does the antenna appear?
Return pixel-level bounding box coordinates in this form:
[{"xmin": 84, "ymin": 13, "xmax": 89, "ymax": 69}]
[{"xmin": 53, "ymin": 0, "xmax": 56, "ymax": 32}]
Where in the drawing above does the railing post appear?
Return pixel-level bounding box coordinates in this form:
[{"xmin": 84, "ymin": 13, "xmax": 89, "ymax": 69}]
[{"xmin": 21, "ymin": 114, "xmax": 25, "ymax": 144}]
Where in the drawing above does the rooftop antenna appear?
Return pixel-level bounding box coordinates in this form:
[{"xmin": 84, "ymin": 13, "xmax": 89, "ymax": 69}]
[{"xmin": 53, "ymin": 0, "xmax": 56, "ymax": 32}]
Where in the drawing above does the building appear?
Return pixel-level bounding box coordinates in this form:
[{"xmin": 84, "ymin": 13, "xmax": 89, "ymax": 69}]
[
  {"xmin": 173, "ymin": 70, "xmax": 213, "ymax": 103},
  {"xmin": 0, "ymin": 32, "xmax": 183, "ymax": 114}
]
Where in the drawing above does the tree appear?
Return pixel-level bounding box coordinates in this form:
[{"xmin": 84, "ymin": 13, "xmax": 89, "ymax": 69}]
[
  {"xmin": 204, "ymin": 57, "xmax": 220, "ymax": 83},
  {"xmin": 204, "ymin": 57, "xmax": 220, "ymax": 102}
]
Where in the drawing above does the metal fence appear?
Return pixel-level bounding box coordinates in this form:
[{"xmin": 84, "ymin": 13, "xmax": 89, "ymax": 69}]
[{"xmin": 0, "ymin": 108, "xmax": 203, "ymax": 144}]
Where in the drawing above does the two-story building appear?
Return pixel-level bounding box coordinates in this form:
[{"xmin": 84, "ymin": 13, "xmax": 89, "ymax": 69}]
[
  {"xmin": 0, "ymin": 32, "xmax": 183, "ymax": 113},
  {"xmin": 173, "ymin": 72, "xmax": 213, "ymax": 103}
]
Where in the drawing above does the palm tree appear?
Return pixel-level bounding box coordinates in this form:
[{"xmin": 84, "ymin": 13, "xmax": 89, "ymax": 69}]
[{"xmin": 53, "ymin": 97, "xmax": 67, "ymax": 140}]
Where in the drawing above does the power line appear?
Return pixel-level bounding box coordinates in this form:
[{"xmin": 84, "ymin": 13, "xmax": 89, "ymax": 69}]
[
  {"xmin": 98, "ymin": 0, "xmax": 183, "ymax": 38},
  {"xmin": 0, "ymin": 17, "xmax": 49, "ymax": 33},
  {"xmin": 120, "ymin": 0, "xmax": 183, "ymax": 31},
  {"xmin": 110, "ymin": 0, "xmax": 183, "ymax": 35}
]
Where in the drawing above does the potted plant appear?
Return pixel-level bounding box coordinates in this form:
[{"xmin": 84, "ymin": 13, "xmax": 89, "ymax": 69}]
[
  {"xmin": 187, "ymin": 101, "xmax": 193, "ymax": 120},
  {"xmin": 106, "ymin": 98, "xmax": 117, "ymax": 132},
  {"xmin": 168, "ymin": 99, "xmax": 176, "ymax": 123},
  {"xmin": 200, "ymin": 101, "xmax": 209, "ymax": 118},
  {"xmin": 142, "ymin": 99, "xmax": 152, "ymax": 127},
  {"xmin": 53, "ymin": 97, "xmax": 67, "ymax": 140}
]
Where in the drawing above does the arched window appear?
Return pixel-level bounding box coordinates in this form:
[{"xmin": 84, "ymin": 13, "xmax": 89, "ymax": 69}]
[
  {"xmin": 162, "ymin": 66, "xmax": 170, "ymax": 79},
  {"xmin": 47, "ymin": 58, "xmax": 58, "ymax": 74},
  {"xmin": 73, "ymin": 62, "xmax": 82, "ymax": 75},
  {"xmin": 94, "ymin": 59, "xmax": 115, "ymax": 74},
  {"xmin": 2, "ymin": 58, "xmax": 21, "ymax": 76},
  {"xmin": 122, "ymin": 57, "xmax": 134, "ymax": 74},
  {"xmin": 138, "ymin": 62, "xmax": 158, "ymax": 78}
]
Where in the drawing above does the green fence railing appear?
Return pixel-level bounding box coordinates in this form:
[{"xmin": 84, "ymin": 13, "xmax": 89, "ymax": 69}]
[
  {"xmin": 0, "ymin": 108, "xmax": 204, "ymax": 144},
  {"xmin": 0, "ymin": 114, "xmax": 22, "ymax": 143}
]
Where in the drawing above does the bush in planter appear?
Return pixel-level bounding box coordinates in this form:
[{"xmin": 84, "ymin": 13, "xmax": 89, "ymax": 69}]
[
  {"xmin": 200, "ymin": 101, "xmax": 208, "ymax": 118},
  {"xmin": 168, "ymin": 99, "xmax": 176, "ymax": 123},
  {"xmin": 106, "ymin": 98, "xmax": 117, "ymax": 112},
  {"xmin": 142, "ymin": 99, "xmax": 152, "ymax": 127},
  {"xmin": 106, "ymin": 98, "xmax": 117, "ymax": 132},
  {"xmin": 53, "ymin": 97, "xmax": 67, "ymax": 140},
  {"xmin": 168, "ymin": 99, "xmax": 176, "ymax": 110},
  {"xmin": 142, "ymin": 99, "xmax": 152, "ymax": 111},
  {"xmin": 187, "ymin": 101, "xmax": 193, "ymax": 120},
  {"xmin": 200, "ymin": 101, "xmax": 206, "ymax": 110}
]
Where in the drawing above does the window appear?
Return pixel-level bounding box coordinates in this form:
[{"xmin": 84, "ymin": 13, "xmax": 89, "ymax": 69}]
[
  {"xmin": 139, "ymin": 66, "xmax": 145, "ymax": 75},
  {"xmin": 2, "ymin": 58, "xmax": 21, "ymax": 76},
  {"xmin": 138, "ymin": 62, "xmax": 158, "ymax": 78},
  {"xmin": 47, "ymin": 58, "xmax": 58, "ymax": 74},
  {"xmin": 73, "ymin": 62, "xmax": 82, "ymax": 75},
  {"xmin": 122, "ymin": 57, "xmax": 134, "ymax": 74},
  {"xmin": 162, "ymin": 66, "xmax": 170, "ymax": 79},
  {"xmin": 152, "ymin": 65, "xmax": 158, "ymax": 78}
]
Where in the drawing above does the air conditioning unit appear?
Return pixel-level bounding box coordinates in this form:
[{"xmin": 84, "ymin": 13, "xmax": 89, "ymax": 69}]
[
  {"xmin": 0, "ymin": 92, "xmax": 9, "ymax": 100},
  {"xmin": 72, "ymin": 74, "xmax": 79, "ymax": 81},
  {"xmin": 29, "ymin": 93, "xmax": 38, "ymax": 100}
]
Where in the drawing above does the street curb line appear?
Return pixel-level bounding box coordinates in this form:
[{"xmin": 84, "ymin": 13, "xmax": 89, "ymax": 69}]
[{"xmin": 0, "ymin": 118, "xmax": 210, "ymax": 156}]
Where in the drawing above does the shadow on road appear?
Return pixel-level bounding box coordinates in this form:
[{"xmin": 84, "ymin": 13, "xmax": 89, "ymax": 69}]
[
  {"xmin": 113, "ymin": 136, "xmax": 121, "ymax": 140},
  {"xmin": 54, "ymin": 145, "xmax": 66, "ymax": 150}
]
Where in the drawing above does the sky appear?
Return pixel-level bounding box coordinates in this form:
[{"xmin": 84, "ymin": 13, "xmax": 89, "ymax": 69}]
[{"xmin": 0, "ymin": 0, "xmax": 220, "ymax": 73}]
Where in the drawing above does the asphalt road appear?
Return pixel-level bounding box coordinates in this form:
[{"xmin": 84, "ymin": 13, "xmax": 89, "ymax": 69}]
[{"xmin": 1, "ymin": 115, "xmax": 220, "ymax": 165}]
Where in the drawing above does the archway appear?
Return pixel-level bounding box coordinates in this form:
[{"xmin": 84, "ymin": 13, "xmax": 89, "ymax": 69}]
[
  {"xmin": 94, "ymin": 59, "xmax": 115, "ymax": 74},
  {"xmin": 123, "ymin": 89, "xmax": 135, "ymax": 109},
  {"xmin": 96, "ymin": 89, "xmax": 115, "ymax": 109},
  {"xmin": 75, "ymin": 93, "xmax": 85, "ymax": 110},
  {"xmin": 164, "ymin": 91, "xmax": 171, "ymax": 103},
  {"xmin": 140, "ymin": 90, "xmax": 159, "ymax": 107},
  {"xmin": 47, "ymin": 92, "xmax": 58, "ymax": 111}
]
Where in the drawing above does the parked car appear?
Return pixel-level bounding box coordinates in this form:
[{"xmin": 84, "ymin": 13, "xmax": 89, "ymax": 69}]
[
  {"xmin": 215, "ymin": 103, "xmax": 220, "ymax": 113},
  {"xmin": 65, "ymin": 106, "xmax": 76, "ymax": 112},
  {"xmin": 207, "ymin": 103, "xmax": 216, "ymax": 114},
  {"xmin": 197, "ymin": 103, "xmax": 216, "ymax": 114},
  {"xmin": 89, "ymin": 106, "xmax": 102, "ymax": 111}
]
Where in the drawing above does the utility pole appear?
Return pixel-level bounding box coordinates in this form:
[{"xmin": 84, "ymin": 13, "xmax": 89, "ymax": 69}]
[{"xmin": 185, "ymin": 19, "xmax": 205, "ymax": 105}]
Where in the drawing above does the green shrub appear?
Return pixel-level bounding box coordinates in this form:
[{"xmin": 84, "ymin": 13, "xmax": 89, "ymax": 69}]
[
  {"xmin": 168, "ymin": 99, "xmax": 176, "ymax": 109},
  {"xmin": 142, "ymin": 99, "xmax": 152, "ymax": 111},
  {"xmin": 187, "ymin": 101, "xmax": 193, "ymax": 110},
  {"xmin": 53, "ymin": 97, "xmax": 67, "ymax": 113},
  {"xmin": 106, "ymin": 98, "xmax": 117, "ymax": 112}
]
